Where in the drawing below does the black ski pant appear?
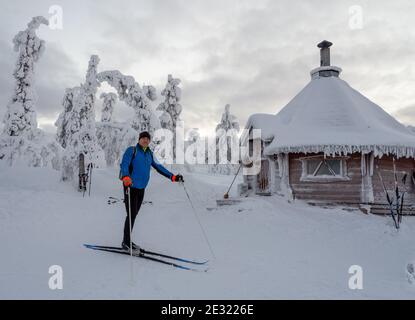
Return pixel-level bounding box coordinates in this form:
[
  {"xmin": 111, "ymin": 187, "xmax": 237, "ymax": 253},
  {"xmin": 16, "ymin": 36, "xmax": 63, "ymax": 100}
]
[{"xmin": 123, "ymin": 186, "xmax": 145, "ymax": 244}]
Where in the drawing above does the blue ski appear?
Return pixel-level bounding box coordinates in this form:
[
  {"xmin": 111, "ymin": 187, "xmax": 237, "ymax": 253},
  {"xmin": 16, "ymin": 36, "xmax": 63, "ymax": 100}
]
[
  {"xmin": 84, "ymin": 244, "xmax": 209, "ymax": 265},
  {"xmin": 84, "ymin": 245, "xmax": 208, "ymax": 272}
]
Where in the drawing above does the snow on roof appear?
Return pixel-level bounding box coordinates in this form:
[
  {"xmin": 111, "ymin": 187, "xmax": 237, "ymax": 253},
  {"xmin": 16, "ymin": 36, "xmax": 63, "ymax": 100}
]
[
  {"xmin": 242, "ymin": 113, "xmax": 277, "ymax": 142},
  {"xmin": 246, "ymin": 76, "xmax": 415, "ymax": 158}
]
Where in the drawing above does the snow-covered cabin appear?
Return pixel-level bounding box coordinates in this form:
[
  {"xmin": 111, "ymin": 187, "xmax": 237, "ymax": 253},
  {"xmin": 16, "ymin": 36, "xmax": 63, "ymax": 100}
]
[{"xmin": 240, "ymin": 41, "xmax": 415, "ymax": 214}]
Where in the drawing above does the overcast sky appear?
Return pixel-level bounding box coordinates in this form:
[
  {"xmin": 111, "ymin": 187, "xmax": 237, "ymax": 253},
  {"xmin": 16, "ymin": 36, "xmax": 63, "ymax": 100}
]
[{"xmin": 1, "ymin": 0, "xmax": 415, "ymax": 136}]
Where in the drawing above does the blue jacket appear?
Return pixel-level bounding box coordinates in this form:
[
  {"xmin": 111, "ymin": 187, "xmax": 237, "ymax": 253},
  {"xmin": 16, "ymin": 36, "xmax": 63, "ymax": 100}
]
[{"xmin": 120, "ymin": 144, "xmax": 174, "ymax": 189}]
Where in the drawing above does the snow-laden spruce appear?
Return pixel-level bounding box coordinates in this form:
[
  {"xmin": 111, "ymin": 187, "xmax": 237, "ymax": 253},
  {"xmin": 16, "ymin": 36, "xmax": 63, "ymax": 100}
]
[
  {"xmin": 210, "ymin": 104, "xmax": 240, "ymax": 174},
  {"xmin": 96, "ymin": 122, "xmax": 124, "ymax": 167},
  {"xmin": 157, "ymin": 74, "xmax": 183, "ymax": 158},
  {"xmin": 61, "ymin": 55, "xmax": 105, "ymax": 181},
  {"xmin": 0, "ymin": 16, "xmax": 61, "ymax": 169},
  {"xmin": 100, "ymin": 92, "xmax": 117, "ymax": 123},
  {"xmin": 55, "ymin": 87, "xmax": 80, "ymax": 149},
  {"xmin": 96, "ymin": 92, "xmax": 123, "ymax": 167}
]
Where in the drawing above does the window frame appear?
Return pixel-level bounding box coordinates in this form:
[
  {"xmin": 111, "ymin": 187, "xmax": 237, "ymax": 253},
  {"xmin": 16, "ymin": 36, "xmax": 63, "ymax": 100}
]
[{"xmin": 299, "ymin": 155, "xmax": 350, "ymax": 182}]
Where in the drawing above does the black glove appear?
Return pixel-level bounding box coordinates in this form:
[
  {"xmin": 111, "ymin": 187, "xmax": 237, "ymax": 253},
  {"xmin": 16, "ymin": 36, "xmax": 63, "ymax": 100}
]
[{"xmin": 174, "ymin": 174, "xmax": 184, "ymax": 182}]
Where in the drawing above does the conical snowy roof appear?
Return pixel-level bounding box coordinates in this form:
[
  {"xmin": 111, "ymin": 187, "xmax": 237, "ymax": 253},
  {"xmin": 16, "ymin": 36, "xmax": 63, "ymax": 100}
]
[{"xmin": 246, "ymin": 44, "xmax": 415, "ymax": 159}]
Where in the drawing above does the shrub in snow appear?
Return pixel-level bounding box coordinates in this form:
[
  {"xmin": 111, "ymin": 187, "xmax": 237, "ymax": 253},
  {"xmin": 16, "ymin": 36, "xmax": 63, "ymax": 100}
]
[
  {"xmin": 0, "ymin": 16, "xmax": 61, "ymax": 169},
  {"xmin": 0, "ymin": 131, "xmax": 61, "ymax": 169},
  {"xmin": 60, "ymin": 55, "xmax": 105, "ymax": 181},
  {"xmin": 157, "ymin": 74, "xmax": 182, "ymax": 159}
]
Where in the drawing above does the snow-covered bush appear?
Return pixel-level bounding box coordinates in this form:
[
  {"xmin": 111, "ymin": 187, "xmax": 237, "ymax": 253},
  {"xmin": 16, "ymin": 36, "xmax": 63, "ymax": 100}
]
[
  {"xmin": 0, "ymin": 16, "xmax": 61, "ymax": 169},
  {"xmin": 0, "ymin": 130, "xmax": 61, "ymax": 169}
]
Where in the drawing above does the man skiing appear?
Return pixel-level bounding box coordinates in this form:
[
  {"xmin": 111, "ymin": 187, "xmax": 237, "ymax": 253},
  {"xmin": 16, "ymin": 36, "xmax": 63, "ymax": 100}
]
[{"xmin": 119, "ymin": 131, "xmax": 184, "ymax": 252}]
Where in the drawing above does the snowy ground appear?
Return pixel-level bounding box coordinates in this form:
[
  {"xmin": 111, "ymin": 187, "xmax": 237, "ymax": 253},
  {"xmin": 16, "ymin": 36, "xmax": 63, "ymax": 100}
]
[{"xmin": 0, "ymin": 164, "xmax": 414, "ymax": 299}]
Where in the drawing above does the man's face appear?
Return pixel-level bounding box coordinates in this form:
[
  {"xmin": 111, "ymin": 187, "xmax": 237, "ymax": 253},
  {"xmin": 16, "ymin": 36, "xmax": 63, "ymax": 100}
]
[{"xmin": 139, "ymin": 137, "xmax": 150, "ymax": 148}]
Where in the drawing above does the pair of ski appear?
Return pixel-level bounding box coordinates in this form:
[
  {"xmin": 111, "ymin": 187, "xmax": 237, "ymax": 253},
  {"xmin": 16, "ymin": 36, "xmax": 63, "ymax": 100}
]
[
  {"xmin": 78, "ymin": 154, "xmax": 93, "ymax": 197},
  {"xmin": 84, "ymin": 244, "xmax": 209, "ymax": 272},
  {"xmin": 107, "ymin": 196, "xmax": 153, "ymax": 206}
]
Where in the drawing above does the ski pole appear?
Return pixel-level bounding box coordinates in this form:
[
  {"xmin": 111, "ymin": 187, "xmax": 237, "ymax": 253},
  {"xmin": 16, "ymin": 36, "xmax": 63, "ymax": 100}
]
[
  {"xmin": 393, "ymin": 158, "xmax": 400, "ymax": 228},
  {"xmin": 126, "ymin": 187, "xmax": 135, "ymax": 285},
  {"xmin": 88, "ymin": 164, "xmax": 93, "ymax": 197},
  {"xmin": 82, "ymin": 164, "xmax": 91, "ymax": 198},
  {"xmin": 181, "ymin": 181, "xmax": 216, "ymax": 260},
  {"xmin": 127, "ymin": 187, "xmax": 133, "ymax": 258},
  {"xmin": 399, "ymin": 173, "xmax": 408, "ymax": 224},
  {"xmin": 224, "ymin": 163, "xmax": 242, "ymax": 199},
  {"xmin": 82, "ymin": 173, "xmax": 87, "ymax": 198}
]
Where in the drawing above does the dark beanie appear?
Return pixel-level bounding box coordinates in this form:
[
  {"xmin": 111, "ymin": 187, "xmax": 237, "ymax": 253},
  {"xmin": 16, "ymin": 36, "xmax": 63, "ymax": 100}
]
[{"xmin": 139, "ymin": 131, "xmax": 151, "ymax": 140}]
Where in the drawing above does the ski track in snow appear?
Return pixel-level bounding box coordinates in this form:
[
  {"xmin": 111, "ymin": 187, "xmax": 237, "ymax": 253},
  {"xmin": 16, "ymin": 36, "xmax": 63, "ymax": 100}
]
[{"xmin": 0, "ymin": 164, "xmax": 414, "ymax": 299}]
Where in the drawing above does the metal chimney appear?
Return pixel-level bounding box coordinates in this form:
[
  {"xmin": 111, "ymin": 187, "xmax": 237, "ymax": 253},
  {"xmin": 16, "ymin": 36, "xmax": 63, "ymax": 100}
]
[
  {"xmin": 317, "ymin": 40, "xmax": 333, "ymax": 66},
  {"xmin": 310, "ymin": 40, "xmax": 341, "ymax": 79}
]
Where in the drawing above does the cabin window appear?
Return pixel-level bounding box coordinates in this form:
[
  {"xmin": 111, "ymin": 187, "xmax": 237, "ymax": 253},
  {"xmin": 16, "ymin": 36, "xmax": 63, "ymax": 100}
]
[{"xmin": 300, "ymin": 157, "xmax": 348, "ymax": 181}]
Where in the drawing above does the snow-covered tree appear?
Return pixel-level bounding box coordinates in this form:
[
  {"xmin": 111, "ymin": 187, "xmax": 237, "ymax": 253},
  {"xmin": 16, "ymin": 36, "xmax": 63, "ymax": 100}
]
[
  {"xmin": 100, "ymin": 92, "xmax": 117, "ymax": 122},
  {"xmin": 2, "ymin": 16, "xmax": 48, "ymax": 137},
  {"xmin": 184, "ymin": 128, "xmax": 204, "ymax": 172},
  {"xmin": 96, "ymin": 92, "xmax": 121, "ymax": 167},
  {"xmin": 55, "ymin": 87, "xmax": 80, "ymax": 149},
  {"xmin": 216, "ymin": 104, "xmax": 240, "ymax": 133},
  {"xmin": 211, "ymin": 104, "xmax": 240, "ymax": 174},
  {"xmin": 97, "ymin": 71, "xmax": 159, "ymax": 135},
  {"xmin": 157, "ymin": 74, "xmax": 182, "ymax": 159},
  {"xmin": 96, "ymin": 122, "xmax": 123, "ymax": 167},
  {"xmin": 0, "ymin": 16, "xmax": 61, "ymax": 169},
  {"xmin": 61, "ymin": 55, "xmax": 105, "ymax": 181},
  {"xmin": 132, "ymin": 84, "xmax": 158, "ymax": 134}
]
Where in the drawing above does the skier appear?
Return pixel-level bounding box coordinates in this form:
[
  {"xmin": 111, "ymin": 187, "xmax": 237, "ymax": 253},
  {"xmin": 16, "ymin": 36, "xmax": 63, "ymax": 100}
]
[{"xmin": 119, "ymin": 131, "xmax": 184, "ymax": 252}]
